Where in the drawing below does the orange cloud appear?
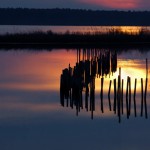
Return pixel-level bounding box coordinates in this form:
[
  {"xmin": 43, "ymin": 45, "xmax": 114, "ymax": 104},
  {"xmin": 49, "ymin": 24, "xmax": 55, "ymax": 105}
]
[{"xmin": 80, "ymin": 0, "xmax": 140, "ymax": 9}]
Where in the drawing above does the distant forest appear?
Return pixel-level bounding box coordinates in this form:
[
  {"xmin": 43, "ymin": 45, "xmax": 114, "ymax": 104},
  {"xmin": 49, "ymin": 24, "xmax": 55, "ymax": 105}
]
[{"xmin": 1, "ymin": 8, "xmax": 150, "ymax": 26}]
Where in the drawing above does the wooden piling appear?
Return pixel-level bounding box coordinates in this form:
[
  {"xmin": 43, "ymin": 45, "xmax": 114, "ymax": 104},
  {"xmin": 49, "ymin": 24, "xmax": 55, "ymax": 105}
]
[
  {"xmin": 144, "ymin": 58, "xmax": 148, "ymax": 118},
  {"xmin": 113, "ymin": 79, "xmax": 117, "ymax": 114},
  {"xmin": 133, "ymin": 78, "xmax": 137, "ymax": 117},
  {"xmin": 146, "ymin": 58, "xmax": 148, "ymax": 78},
  {"xmin": 76, "ymin": 101, "xmax": 79, "ymax": 116},
  {"xmin": 119, "ymin": 68, "xmax": 121, "ymax": 78},
  {"xmin": 83, "ymin": 49, "xmax": 84, "ymax": 61},
  {"xmin": 108, "ymin": 80, "xmax": 112, "ymax": 111},
  {"xmin": 128, "ymin": 77, "xmax": 131, "ymax": 116},
  {"xmin": 79, "ymin": 49, "xmax": 81, "ymax": 62},
  {"xmin": 126, "ymin": 76, "xmax": 129, "ymax": 118},
  {"xmin": 101, "ymin": 77, "xmax": 104, "ymax": 113},
  {"xmin": 121, "ymin": 79, "xmax": 124, "ymax": 114},
  {"xmin": 141, "ymin": 78, "xmax": 144, "ymax": 117},
  {"xmin": 80, "ymin": 89, "xmax": 83, "ymax": 109},
  {"xmin": 117, "ymin": 75, "xmax": 121, "ymax": 123},
  {"xmin": 91, "ymin": 109, "xmax": 93, "ymax": 120},
  {"xmin": 66, "ymin": 98, "xmax": 69, "ymax": 107},
  {"xmin": 144, "ymin": 78, "xmax": 148, "ymax": 118},
  {"xmin": 60, "ymin": 74, "xmax": 64, "ymax": 107},
  {"xmin": 85, "ymin": 86, "xmax": 89, "ymax": 111},
  {"xmin": 77, "ymin": 49, "xmax": 79, "ymax": 63}
]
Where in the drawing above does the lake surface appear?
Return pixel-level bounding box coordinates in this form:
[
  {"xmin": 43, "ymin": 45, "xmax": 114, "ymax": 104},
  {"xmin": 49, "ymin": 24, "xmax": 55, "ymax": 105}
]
[
  {"xmin": 0, "ymin": 48, "xmax": 150, "ymax": 150},
  {"xmin": 0, "ymin": 25, "xmax": 150, "ymax": 34}
]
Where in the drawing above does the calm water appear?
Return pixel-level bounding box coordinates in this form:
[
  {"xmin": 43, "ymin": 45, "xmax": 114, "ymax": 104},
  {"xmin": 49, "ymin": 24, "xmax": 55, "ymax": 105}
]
[
  {"xmin": 0, "ymin": 25, "xmax": 150, "ymax": 34},
  {"xmin": 0, "ymin": 48, "xmax": 150, "ymax": 150}
]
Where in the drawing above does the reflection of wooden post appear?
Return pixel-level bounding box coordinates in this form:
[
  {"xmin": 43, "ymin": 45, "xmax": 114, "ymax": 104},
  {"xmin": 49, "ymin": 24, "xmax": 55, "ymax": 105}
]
[
  {"xmin": 76, "ymin": 101, "xmax": 79, "ymax": 116},
  {"xmin": 101, "ymin": 77, "xmax": 104, "ymax": 113},
  {"xmin": 77, "ymin": 49, "xmax": 78, "ymax": 63},
  {"xmin": 91, "ymin": 49, "xmax": 93, "ymax": 59},
  {"xmin": 118, "ymin": 75, "xmax": 121, "ymax": 123},
  {"xmin": 144, "ymin": 78, "xmax": 148, "ymax": 118},
  {"xmin": 128, "ymin": 77, "xmax": 131, "ymax": 116},
  {"xmin": 119, "ymin": 68, "xmax": 121, "ymax": 78},
  {"xmin": 91, "ymin": 110, "xmax": 93, "ymax": 120},
  {"xmin": 83, "ymin": 49, "xmax": 85, "ymax": 61},
  {"xmin": 113, "ymin": 79, "xmax": 116, "ymax": 114},
  {"xmin": 108, "ymin": 80, "xmax": 112, "ymax": 111},
  {"xmin": 133, "ymin": 78, "xmax": 137, "ymax": 117},
  {"xmin": 69, "ymin": 89, "xmax": 72, "ymax": 108},
  {"xmin": 80, "ymin": 89, "xmax": 83, "ymax": 109},
  {"xmin": 85, "ymin": 86, "xmax": 89, "ymax": 111},
  {"xmin": 146, "ymin": 58, "xmax": 148, "ymax": 78},
  {"xmin": 121, "ymin": 79, "xmax": 124, "ymax": 114},
  {"xmin": 145, "ymin": 58, "xmax": 148, "ymax": 118},
  {"xmin": 60, "ymin": 74, "xmax": 64, "ymax": 107},
  {"xmin": 126, "ymin": 76, "xmax": 129, "ymax": 118},
  {"xmin": 79, "ymin": 49, "xmax": 81, "ymax": 62},
  {"xmin": 66, "ymin": 98, "xmax": 68, "ymax": 107},
  {"xmin": 141, "ymin": 78, "xmax": 144, "ymax": 116},
  {"xmin": 85, "ymin": 49, "xmax": 86, "ymax": 60}
]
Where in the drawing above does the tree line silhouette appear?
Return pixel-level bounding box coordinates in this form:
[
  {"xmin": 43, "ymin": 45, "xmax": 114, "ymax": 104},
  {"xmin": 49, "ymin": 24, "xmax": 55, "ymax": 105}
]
[{"xmin": 1, "ymin": 8, "xmax": 150, "ymax": 25}]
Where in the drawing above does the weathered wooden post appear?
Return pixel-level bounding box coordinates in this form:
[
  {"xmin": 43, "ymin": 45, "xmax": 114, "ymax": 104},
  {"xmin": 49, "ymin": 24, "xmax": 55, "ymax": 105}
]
[
  {"xmin": 141, "ymin": 78, "xmax": 144, "ymax": 117},
  {"xmin": 128, "ymin": 76, "xmax": 131, "ymax": 116},
  {"xmin": 133, "ymin": 78, "xmax": 137, "ymax": 117},
  {"xmin": 121, "ymin": 79, "xmax": 124, "ymax": 114},
  {"xmin": 108, "ymin": 80, "xmax": 112, "ymax": 111},
  {"xmin": 126, "ymin": 76, "xmax": 129, "ymax": 118},
  {"xmin": 113, "ymin": 79, "xmax": 117, "ymax": 114},
  {"xmin": 101, "ymin": 77, "xmax": 104, "ymax": 113},
  {"xmin": 144, "ymin": 77, "xmax": 148, "ymax": 118},
  {"xmin": 117, "ymin": 75, "xmax": 121, "ymax": 123}
]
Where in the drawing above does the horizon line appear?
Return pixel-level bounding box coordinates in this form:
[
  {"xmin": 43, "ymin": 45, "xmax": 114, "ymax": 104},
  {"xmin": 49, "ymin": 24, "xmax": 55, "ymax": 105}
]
[{"xmin": 0, "ymin": 7, "xmax": 150, "ymax": 12}]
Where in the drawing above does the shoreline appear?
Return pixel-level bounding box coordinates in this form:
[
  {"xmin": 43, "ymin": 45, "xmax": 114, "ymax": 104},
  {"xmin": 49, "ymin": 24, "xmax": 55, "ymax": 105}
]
[
  {"xmin": 1, "ymin": 30, "xmax": 150, "ymax": 49},
  {"xmin": 1, "ymin": 42, "xmax": 150, "ymax": 50}
]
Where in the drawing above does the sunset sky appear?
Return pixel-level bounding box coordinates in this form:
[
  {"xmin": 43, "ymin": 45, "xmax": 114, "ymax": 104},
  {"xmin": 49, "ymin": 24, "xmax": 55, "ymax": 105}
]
[{"xmin": 0, "ymin": 0, "xmax": 150, "ymax": 10}]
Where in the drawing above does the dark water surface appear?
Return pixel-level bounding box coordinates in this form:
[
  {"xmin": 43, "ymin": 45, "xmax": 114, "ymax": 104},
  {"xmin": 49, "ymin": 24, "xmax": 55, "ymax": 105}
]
[{"xmin": 0, "ymin": 48, "xmax": 150, "ymax": 150}]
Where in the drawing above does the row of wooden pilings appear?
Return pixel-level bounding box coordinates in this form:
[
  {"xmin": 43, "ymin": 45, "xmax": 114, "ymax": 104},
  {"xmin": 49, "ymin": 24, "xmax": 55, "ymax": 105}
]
[
  {"xmin": 60, "ymin": 55, "xmax": 148, "ymax": 123},
  {"xmin": 77, "ymin": 49, "xmax": 117, "ymax": 77},
  {"xmin": 60, "ymin": 49, "xmax": 117, "ymax": 118},
  {"xmin": 100, "ymin": 63, "xmax": 148, "ymax": 123}
]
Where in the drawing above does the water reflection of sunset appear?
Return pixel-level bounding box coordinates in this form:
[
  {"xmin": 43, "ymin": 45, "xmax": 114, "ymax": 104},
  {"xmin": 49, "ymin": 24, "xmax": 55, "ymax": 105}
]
[
  {"xmin": 0, "ymin": 49, "xmax": 149, "ymax": 122},
  {"xmin": 0, "ymin": 50, "xmax": 77, "ymax": 91},
  {"xmin": 0, "ymin": 50, "xmax": 148, "ymax": 93},
  {"xmin": 94, "ymin": 59, "xmax": 147, "ymax": 93},
  {"xmin": 59, "ymin": 49, "xmax": 149, "ymax": 120}
]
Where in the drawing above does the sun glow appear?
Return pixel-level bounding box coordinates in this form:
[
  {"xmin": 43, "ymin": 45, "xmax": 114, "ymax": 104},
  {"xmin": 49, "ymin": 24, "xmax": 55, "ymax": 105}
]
[
  {"xmin": 116, "ymin": 26, "xmax": 141, "ymax": 34},
  {"xmin": 79, "ymin": 0, "xmax": 139, "ymax": 9}
]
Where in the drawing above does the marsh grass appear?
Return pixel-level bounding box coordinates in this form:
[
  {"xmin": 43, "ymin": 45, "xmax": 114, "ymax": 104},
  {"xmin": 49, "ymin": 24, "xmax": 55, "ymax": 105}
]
[{"xmin": 0, "ymin": 28, "xmax": 150, "ymax": 48}]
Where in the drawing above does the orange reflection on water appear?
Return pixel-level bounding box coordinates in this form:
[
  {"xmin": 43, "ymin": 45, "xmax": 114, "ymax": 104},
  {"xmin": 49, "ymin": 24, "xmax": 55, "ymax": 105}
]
[
  {"xmin": 0, "ymin": 50, "xmax": 148, "ymax": 93},
  {"xmin": 95, "ymin": 59, "xmax": 148, "ymax": 93},
  {"xmin": 0, "ymin": 50, "xmax": 77, "ymax": 91},
  {"xmin": 0, "ymin": 50, "xmax": 149, "ymax": 120}
]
